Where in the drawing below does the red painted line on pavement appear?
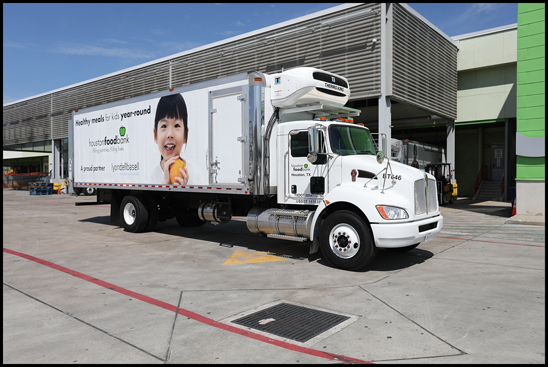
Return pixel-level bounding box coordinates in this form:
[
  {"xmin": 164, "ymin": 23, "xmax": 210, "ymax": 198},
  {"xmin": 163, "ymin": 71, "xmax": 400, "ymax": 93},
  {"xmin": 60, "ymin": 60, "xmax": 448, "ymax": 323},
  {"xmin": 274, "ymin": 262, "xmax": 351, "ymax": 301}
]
[
  {"xmin": 438, "ymin": 236, "xmax": 544, "ymax": 248},
  {"xmin": 3, "ymin": 247, "xmax": 371, "ymax": 364}
]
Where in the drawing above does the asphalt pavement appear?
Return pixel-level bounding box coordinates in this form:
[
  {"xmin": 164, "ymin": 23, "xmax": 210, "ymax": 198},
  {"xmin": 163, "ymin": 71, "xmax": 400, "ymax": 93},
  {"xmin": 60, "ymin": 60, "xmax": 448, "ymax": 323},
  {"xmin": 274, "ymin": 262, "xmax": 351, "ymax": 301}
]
[{"xmin": 3, "ymin": 190, "xmax": 545, "ymax": 364}]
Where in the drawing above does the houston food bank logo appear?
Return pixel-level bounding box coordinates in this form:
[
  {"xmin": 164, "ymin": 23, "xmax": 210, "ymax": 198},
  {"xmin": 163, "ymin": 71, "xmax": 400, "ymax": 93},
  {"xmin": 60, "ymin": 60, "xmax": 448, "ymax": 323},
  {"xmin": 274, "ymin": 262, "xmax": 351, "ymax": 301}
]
[{"xmin": 89, "ymin": 126, "xmax": 129, "ymax": 147}]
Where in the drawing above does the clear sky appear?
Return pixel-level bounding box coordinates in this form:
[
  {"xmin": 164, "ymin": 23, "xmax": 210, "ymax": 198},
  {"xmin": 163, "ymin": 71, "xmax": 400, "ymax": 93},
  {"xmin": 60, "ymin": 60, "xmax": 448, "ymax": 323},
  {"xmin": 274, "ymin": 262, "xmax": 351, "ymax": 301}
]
[{"xmin": 3, "ymin": 3, "xmax": 518, "ymax": 105}]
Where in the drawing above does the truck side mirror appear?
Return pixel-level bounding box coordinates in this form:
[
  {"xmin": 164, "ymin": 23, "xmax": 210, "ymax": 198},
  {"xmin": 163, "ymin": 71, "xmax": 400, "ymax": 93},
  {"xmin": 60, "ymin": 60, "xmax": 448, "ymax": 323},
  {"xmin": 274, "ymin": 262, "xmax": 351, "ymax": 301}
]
[
  {"xmin": 376, "ymin": 133, "xmax": 387, "ymax": 164},
  {"xmin": 307, "ymin": 126, "xmax": 319, "ymax": 163},
  {"xmin": 376, "ymin": 151, "xmax": 385, "ymax": 164}
]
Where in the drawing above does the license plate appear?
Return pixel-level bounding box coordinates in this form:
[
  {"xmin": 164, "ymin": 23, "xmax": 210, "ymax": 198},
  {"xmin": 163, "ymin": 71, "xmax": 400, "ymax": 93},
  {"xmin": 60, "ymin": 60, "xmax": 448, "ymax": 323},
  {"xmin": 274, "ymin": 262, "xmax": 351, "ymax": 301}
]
[{"xmin": 425, "ymin": 233, "xmax": 434, "ymax": 242}]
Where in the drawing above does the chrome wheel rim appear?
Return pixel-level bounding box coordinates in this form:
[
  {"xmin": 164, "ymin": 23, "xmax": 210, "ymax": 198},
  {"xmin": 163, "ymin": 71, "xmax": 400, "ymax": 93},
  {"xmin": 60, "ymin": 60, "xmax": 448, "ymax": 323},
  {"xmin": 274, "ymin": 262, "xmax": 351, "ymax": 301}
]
[
  {"xmin": 329, "ymin": 223, "xmax": 360, "ymax": 259},
  {"xmin": 123, "ymin": 202, "xmax": 136, "ymax": 226}
]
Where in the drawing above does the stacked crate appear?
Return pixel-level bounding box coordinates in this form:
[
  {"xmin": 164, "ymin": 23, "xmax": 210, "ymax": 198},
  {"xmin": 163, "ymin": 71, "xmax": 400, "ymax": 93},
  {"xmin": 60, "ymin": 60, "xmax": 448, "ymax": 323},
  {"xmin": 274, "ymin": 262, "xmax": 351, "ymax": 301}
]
[{"xmin": 29, "ymin": 182, "xmax": 53, "ymax": 195}]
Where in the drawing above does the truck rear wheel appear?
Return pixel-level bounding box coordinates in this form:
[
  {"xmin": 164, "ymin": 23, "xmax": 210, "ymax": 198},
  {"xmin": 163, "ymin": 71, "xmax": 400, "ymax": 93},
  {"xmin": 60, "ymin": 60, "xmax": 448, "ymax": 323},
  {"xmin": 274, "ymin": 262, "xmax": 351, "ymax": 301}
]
[
  {"xmin": 120, "ymin": 195, "xmax": 149, "ymax": 233},
  {"xmin": 83, "ymin": 187, "xmax": 96, "ymax": 195},
  {"xmin": 320, "ymin": 210, "xmax": 377, "ymax": 271},
  {"xmin": 144, "ymin": 196, "xmax": 159, "ymax": 232}
]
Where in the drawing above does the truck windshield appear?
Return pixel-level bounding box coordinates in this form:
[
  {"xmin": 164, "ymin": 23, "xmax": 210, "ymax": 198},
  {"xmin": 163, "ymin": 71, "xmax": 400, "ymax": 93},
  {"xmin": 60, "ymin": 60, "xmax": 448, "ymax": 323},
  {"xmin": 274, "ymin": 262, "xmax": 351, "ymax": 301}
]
[{"xmin": 329, "ymin": 125, "xmax": 376, "ymax": 156}]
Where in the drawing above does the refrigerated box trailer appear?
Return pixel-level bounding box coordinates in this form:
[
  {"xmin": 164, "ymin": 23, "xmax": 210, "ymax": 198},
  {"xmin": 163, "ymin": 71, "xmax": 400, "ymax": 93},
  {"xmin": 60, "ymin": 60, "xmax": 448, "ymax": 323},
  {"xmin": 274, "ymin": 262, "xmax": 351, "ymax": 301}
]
[{"xmin": 69, "ymin": 67, "xmax": 443, "ymax": 270}]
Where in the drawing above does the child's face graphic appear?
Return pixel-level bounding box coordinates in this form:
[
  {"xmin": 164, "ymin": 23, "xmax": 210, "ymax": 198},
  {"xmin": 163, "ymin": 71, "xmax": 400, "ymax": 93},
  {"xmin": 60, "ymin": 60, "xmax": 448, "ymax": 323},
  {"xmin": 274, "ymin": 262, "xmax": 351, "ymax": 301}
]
[{"xmin": 154, "ymin": 116, "xmax": 186, "ymax": 161}]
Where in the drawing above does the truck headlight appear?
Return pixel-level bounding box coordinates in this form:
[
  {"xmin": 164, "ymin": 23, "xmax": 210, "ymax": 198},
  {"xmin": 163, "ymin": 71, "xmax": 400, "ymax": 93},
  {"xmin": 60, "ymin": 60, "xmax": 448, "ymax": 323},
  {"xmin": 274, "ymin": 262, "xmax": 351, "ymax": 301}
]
[{"xmin": 376, "ymin": 205, "xmax": 409, "ymax": 220}]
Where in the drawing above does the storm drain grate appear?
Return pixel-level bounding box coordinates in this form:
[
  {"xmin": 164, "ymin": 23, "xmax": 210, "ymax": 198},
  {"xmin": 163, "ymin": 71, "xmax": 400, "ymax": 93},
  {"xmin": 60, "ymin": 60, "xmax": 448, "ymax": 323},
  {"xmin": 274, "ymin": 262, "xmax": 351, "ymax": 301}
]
[{"xmin": 231, "ymin": 302, "xmax": 350, "ymax": 343}]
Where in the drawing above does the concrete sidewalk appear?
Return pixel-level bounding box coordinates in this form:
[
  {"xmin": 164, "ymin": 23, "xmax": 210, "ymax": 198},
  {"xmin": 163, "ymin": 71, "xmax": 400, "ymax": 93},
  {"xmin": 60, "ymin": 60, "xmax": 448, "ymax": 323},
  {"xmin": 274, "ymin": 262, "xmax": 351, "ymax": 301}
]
[{"xmin": 3, "ymin": 190, "xmax": 545, "ymax": 364}]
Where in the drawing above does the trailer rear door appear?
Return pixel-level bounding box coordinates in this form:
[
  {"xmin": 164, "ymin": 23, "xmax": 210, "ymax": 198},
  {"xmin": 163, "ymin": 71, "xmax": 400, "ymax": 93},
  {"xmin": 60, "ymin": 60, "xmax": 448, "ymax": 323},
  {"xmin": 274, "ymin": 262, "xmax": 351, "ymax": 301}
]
[{"xmin": 210, "ymin": 88, "xmax": 246, "ymax": 184}]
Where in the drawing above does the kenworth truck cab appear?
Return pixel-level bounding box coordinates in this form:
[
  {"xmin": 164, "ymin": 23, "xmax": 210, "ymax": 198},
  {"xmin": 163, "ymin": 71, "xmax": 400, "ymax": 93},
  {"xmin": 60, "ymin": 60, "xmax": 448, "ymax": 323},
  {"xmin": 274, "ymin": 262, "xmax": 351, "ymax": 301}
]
[{"xmin": 256, "ymin": 113, "xmax": 443, "ymax": 270}]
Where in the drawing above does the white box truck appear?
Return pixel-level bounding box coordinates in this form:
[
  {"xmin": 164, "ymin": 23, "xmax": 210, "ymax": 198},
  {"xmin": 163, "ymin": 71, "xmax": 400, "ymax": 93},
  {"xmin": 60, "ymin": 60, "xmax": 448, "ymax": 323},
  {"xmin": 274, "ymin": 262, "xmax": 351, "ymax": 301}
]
[
  {"xmin": 69, "ymin": 67, "xmax": 443, "ymax": 271},
  {"xmin": 391, "ymin": 138, "xmax": 445, "ymax": 170}
]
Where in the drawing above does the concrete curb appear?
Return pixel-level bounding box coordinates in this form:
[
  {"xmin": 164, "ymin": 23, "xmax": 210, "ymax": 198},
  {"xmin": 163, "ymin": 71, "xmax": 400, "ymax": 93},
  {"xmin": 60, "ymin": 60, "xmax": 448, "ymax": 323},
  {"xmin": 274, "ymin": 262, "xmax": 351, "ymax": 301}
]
[{"xmin": 505, "ymin": 215, "xmax": 545, "ymax": 226}]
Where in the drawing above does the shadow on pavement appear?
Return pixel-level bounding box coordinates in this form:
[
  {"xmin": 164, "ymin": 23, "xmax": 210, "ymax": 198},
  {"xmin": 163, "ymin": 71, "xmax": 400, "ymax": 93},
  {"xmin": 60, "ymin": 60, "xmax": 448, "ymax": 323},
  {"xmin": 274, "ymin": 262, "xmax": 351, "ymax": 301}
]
[
  {"xmin": 77, "ymin": 215, "xmax": 434, "ymax": 272},
  {"xmin": 79, "ymin": 216, "xmax": 118, "ymax": 226},
  {"xmin": 442, "ymin": 199, "xmax": 512, "ymax": 218}
]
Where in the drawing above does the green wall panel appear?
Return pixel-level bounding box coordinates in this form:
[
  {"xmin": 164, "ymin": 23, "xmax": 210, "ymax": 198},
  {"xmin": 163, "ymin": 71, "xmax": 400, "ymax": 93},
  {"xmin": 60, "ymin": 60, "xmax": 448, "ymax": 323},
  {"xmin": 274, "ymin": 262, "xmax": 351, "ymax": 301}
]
[
  {"xmin": 517, "ymin": 93, "xmax": 546, "ymax": 108},
  {"xmin": 517, "ymin": 45, "xmax": 545, "ymax": 61},
  {"xmin": 518, "ymin": 3, "xmax": 545, "ymax": 13},
  {"xmin": 517, "ymin": 119, "xmax": 545, "ymax": 136},
  {"xmin": 519, "ymin": 20, "xmax": 545, "ymax": 37},
  {"xmin": 518, "ymin": 6, "xmax": 546, "ymax": 24},
  {"xmin": 517, "ymin": 33, "xmax": 545, "ymax": 49},
  {"xmin": 516, "ymin": 156, "xmax": 545, "ymax": 180},
  {"xmin": 517, "ymin": 81, "xmax": 545, "ymax": 97},
  {"xmin": 517, "ymin": 106, "xmax": 545, "ymax": 120},
  {"xmin": 516, "ymin": 68, "xmax": 544, "ymax": 85},
  {"xmin": 517, "ymin": 57, "xmax": 545, "ymax": 73},
  {"xmin": 518, "ymin": 21, "xmax": 545, "ymax": 39}
]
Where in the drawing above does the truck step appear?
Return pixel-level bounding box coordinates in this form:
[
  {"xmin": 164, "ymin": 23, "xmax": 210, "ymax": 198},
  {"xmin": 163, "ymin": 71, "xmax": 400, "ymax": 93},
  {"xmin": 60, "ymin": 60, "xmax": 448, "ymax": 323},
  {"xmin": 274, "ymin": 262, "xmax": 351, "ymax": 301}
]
[{"xmin": 266, "ymin": 234, "xmax": 308, "ymax": 242}]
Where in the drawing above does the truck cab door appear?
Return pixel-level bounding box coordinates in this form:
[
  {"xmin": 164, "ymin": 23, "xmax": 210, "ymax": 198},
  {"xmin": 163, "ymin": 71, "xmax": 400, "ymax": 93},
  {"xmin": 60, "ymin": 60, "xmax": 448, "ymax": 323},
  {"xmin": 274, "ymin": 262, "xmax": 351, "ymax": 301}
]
[{"xmin": 286, "ymin": 129, "xmax": 328, "ymax": 204}]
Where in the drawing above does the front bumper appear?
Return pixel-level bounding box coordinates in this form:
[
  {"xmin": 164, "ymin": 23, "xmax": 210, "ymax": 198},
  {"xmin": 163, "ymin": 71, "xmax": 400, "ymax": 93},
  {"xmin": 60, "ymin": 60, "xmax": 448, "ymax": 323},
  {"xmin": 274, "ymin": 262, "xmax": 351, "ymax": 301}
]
[{"xmin": 370, "ymin": 215, "xmax": 443, "ymax": 248}]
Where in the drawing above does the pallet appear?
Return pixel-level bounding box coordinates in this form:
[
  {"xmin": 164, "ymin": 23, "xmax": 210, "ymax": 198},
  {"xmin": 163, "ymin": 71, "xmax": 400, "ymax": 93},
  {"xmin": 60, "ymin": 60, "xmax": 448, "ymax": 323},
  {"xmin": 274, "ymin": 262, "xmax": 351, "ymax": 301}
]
[
  {"xmin": 29, "ymin": 182, "xmax": 53, "ymax": 195},
  {"xmin": 30, "ymin": 189, "xmax": 53, "ymax": 195}
]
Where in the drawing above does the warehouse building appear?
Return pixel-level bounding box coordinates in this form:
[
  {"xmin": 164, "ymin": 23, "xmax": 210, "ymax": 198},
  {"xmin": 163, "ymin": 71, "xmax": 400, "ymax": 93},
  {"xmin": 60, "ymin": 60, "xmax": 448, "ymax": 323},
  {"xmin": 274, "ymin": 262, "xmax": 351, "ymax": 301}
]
[{"xmin": 3, "ymin": 3, "xmax": 545, "ymax": 216}]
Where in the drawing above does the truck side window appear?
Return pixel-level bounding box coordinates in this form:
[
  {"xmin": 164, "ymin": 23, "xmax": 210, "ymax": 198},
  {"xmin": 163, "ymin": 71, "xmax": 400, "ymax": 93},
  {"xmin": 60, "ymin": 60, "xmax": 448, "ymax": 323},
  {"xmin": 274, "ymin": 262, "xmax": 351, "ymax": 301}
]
[{"xmin": 290, "ymin": 131, "xmax": 327, "ymax": 165}]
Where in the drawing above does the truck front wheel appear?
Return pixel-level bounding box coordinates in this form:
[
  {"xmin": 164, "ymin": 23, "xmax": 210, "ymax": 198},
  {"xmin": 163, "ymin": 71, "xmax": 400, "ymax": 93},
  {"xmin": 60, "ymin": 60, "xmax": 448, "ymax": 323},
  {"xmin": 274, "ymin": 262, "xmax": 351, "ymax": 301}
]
[
  {"xmin": 120, "ymin": 195, "xmax": 149, "ymax": 233},
  {"xmin": 320, "ymin": 210, "xmax": 377, "ymax": 271}
]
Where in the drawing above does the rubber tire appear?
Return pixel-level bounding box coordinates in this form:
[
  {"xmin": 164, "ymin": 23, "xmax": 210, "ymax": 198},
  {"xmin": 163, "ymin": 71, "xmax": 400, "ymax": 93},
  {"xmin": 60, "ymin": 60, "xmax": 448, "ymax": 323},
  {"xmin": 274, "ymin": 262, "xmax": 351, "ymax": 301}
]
[
  {"xmin": 83, "ymin": 187, "xmax": 96, "ymax": 195},
  {"xmin": 319, "ymin": 210, "xmax": 377, "ymax": 271},
  {"xmin": 144, "ymin": 196, "xmax": 159, "ymax": 232},
  {"xmin": 175, "ymin": 213, "xmax": 206, "ymax": 227},
  {"xmin": 120, "ymin": 195, "xmax": 149, "ymax": 233},
  {"xmin": 386, "ymin": 243, "xmax": 420, "ymax": 253}
]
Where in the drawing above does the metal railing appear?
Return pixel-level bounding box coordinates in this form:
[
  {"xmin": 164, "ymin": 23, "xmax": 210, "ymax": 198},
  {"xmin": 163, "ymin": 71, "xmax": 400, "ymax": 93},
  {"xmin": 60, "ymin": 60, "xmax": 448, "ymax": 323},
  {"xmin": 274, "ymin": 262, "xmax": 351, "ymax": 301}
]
[
  {"xmin": 473, "ymin": 165, "xmax": 487, "ymax": 199},
  {"xmin": 500, "ymin": 174, "xmax": 505, "ymax": 201},
  {"xmin": 2, "ymin": 172, "xmax": 48, "ymax": 190}
]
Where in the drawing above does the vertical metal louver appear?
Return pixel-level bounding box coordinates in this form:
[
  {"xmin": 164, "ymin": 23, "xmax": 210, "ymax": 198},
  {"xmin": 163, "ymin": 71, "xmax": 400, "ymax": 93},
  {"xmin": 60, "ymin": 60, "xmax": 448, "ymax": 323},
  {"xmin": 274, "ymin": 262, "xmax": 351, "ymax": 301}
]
[
  {"xmin": 391, "ymin": 3, "xmax": 457, "ymax": 120},
  {"xmin": 4, "ymin": 3, "xmax": 386, "ymax": 146}
]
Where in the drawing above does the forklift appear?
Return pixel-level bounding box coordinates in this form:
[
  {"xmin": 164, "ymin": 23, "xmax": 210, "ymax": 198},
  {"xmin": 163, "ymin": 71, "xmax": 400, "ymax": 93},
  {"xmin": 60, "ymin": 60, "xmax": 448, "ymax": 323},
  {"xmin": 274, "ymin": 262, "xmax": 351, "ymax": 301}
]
[{"xmin": 425, "ymin": 163, "xmax": 457, "ymax": 205}]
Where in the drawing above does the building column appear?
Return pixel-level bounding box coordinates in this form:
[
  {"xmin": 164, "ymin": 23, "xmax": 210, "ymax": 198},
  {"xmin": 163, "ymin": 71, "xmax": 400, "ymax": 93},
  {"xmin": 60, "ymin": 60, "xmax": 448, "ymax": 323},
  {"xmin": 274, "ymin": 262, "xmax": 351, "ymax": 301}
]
[
  {"xmin": 477, "ymin": 126, "xmax": 483, "ymax": 180},
  {"xmin": 446, "ymin": 119, "xmax": 456, "ymax": 180},
  {"xmin": 52, "ymin": 139, "xmax": 63, "ymax": 179},
  {"xmin": 503, "ymin": 118, "xmax": 509, "ymax": 201},
  {"xmin": 378, "ymin": 97, "xmax": 391, "ymax": 153},
  {"xmin": 378, "ymin": 2, "xmax": 392, "ymax": 155}
]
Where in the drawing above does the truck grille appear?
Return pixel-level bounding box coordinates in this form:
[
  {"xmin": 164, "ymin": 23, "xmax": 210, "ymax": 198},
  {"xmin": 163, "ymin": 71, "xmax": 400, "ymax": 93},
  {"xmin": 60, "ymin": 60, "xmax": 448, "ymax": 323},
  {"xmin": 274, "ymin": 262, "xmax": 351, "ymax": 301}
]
[
  {"xmin": 428, "ymin": 179, "xmax": 438, "ymax": 212},
  {"xmin": 414, "ymin": 178, "xmax": 438, "ymax": 215}
]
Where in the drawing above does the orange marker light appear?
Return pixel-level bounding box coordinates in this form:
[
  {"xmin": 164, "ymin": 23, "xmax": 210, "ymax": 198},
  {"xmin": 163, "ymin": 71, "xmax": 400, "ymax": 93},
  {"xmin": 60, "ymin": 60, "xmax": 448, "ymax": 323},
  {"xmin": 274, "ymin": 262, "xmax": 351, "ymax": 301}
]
[{"xmin": 377, "ymin": 206, "xmax": 389, "ymax": 219}]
